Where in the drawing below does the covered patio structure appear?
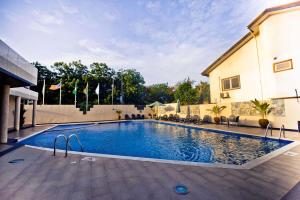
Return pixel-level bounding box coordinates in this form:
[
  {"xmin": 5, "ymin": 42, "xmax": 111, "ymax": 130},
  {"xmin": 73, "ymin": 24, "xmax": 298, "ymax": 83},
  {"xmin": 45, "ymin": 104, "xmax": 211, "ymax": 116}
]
[{"xmin": 0, "ymin": 39, "xmax": 38, "ymax": 143}]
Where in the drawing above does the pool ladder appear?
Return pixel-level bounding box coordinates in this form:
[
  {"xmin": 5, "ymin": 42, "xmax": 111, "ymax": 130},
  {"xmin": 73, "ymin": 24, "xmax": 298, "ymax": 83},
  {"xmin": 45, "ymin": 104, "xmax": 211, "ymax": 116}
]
[
  {"xmin": 265, "ymin": 123, "xmax": 286, "ymax": 139},
  {"xmin": 264, "ymin": 123, "xmax": 273, "ymax": 137},
  {"xmin": 279, "ymin": 124, "xmax": 286, "ymax": 140},
  {"xmin": 53, "ymin": 133, "xmax": 84, "ymax": 157}
]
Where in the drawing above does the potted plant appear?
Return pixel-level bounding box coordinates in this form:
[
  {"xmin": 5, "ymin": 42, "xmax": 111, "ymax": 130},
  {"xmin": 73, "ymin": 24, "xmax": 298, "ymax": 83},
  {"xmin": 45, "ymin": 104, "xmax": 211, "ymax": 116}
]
[
  {"xmin": 20, "ymin": 103, "xmax": 26, "ymax": 128},
  {"xmin": 207, "ymin": 105, "xmax": 226, "ymax": 124},
  {"xmin": 115, "ymin": 109, "xmax": 122, "ymax": 120},
  {"xmin": 250, "ymin": 99, "xmax": 273, "ymax": 128}
]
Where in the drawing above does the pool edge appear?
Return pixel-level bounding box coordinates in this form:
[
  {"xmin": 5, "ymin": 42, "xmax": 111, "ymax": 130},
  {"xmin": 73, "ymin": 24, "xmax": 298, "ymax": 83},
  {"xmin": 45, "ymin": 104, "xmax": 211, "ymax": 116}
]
[{"xmin": 20, "ymin": 120, "xmax": 299, "ymax": 169}]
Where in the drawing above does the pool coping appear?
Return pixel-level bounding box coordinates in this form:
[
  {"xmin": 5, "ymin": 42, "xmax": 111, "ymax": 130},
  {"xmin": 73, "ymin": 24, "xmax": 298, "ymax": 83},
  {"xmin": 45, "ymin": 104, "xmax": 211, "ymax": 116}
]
[{"xmin": 20, "ymin": 120, "xmax": 300, "ymax": 169}]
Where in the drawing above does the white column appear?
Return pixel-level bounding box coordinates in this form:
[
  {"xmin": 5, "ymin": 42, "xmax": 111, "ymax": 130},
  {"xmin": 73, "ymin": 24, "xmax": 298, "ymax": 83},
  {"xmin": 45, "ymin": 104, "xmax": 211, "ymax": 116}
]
[
  {"xmin": 14, "ymin": 96, "xmax": 21, "ymax": 131},
  {"xmin": 32, "ymin": 100, "xmax": 37, "ymax": 127},
  {"xmin": 0, "ymin": 85, "xmax": 10, "ymax": 143}
]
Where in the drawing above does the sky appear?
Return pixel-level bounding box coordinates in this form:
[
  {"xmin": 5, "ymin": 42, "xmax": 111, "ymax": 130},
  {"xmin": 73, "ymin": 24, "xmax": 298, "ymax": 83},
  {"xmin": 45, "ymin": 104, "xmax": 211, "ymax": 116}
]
[{"xmin": 0, "ymin": 0, "xmax": 296, "ymax": 85}]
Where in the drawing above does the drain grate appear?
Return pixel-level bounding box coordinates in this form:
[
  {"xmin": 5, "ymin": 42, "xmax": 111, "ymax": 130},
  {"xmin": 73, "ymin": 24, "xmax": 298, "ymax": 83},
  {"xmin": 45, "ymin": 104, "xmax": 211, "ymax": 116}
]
[
  {"xmin": 9, "ymin": 159, "xmax": 25, "ymax": 164},
  {"xmin": 174, "ymin": 184, "xmax": 189, "ymax": 195}
]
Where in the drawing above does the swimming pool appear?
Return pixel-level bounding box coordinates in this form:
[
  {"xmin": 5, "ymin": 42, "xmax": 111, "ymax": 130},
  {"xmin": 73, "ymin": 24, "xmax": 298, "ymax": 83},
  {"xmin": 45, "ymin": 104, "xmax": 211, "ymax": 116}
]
[{"xmin": 20, "ymin": 121, "xmax": 292, "ymax": 165}]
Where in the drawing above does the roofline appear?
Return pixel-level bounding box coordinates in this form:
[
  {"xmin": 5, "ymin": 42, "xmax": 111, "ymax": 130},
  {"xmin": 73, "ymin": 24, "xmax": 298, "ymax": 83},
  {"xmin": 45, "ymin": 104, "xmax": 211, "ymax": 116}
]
[
  {"xmin": 248, "ymin": 1, "xmax": 300, "ymax": 30},
  {"xmin": 201, "ymin": 1, "xmax": 300, "ymax": 77},
  {"xmin": 201, "ymin": 33, "xmax": 252, "ymax": 76}
]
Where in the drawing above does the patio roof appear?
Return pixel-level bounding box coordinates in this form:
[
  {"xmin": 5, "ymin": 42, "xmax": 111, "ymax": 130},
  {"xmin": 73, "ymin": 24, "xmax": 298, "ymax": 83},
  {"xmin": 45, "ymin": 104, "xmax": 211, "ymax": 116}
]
[{"xmin": 0, "ymin": 40, "xmax": 37, "ymax": 87}]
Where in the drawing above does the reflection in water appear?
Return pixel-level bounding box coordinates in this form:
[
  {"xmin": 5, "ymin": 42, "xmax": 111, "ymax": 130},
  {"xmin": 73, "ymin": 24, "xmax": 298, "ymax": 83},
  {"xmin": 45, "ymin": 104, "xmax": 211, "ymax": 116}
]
[{"xmin": 21, "ymin": 121, "xmax": 291, "ymax": 165}]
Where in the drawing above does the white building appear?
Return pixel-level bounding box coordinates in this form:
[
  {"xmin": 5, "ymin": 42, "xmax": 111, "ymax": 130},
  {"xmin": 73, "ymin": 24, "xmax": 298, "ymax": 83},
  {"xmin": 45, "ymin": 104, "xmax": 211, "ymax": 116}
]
[
  {"xmin": 201, "ymin": 1, "xmax": 300, "ymax": 130},
  {"xmin": 0, "ymin": 39, "xmax": 38, "ymax": 143}
]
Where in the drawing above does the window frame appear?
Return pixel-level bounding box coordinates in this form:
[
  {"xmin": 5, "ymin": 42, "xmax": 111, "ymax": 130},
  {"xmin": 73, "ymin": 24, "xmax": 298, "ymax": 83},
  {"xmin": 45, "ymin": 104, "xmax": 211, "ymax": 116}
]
[
  {"xmin": 221, "ymin": 75, "xmax": 241, "ymax": 91},
  {"xmin": 273, "ymin": 59, "xmax": 293, "ymax": 73}
]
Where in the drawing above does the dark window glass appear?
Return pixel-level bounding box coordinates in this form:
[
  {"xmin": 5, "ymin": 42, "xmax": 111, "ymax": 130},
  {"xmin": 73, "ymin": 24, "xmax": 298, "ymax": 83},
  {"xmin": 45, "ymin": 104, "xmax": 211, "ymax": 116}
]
[{"xmin": 231, "ymin": 76, "xmax": 240, "ymax": 89}]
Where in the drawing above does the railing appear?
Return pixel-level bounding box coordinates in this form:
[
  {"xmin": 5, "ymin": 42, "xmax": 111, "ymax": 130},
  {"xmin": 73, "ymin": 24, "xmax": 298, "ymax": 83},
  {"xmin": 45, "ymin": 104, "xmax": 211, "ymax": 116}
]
[
  {"xmin": 279, "ymin": 124, "xmax": 286, "ymax": 140},
  {"xmin": 53, "ymin": 133, "xmax": 83, "ymax": 157},
  {"xmin": 265, "ymin": 123, "xmax": 273, "ymax": 137},
  {"xmin": 67, "ymin": 134, "xmax": 84, "ymax": 155},
  {"xmin": 53, "ymin": 134, "xmax": 68, "ymax": 157}
]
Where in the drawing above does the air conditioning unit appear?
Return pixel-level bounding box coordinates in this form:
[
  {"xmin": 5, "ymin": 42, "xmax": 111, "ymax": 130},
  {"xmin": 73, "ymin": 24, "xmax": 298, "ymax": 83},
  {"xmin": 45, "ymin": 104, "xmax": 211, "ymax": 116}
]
[{"xmin": 220, "ymin": 92, "xmax": 230, "ymax": 99}]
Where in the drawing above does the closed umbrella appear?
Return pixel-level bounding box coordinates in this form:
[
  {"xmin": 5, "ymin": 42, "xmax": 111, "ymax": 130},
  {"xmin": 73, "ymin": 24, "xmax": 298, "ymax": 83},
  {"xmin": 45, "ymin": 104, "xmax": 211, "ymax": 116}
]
[
  {"xmin": 187, "ymin": 105, "xmax": 191, "ymax": 117},
  {"xmin": 176, "ymin": 99, "xmax": 181, "ymax": 114}
]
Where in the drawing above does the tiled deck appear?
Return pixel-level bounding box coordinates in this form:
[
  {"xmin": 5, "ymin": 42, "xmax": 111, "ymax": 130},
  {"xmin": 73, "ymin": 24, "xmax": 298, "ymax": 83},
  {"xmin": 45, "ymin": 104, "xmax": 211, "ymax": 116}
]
[{"xmin": 0, "ymin": 122, "xmax": 300, "ymax": 200}]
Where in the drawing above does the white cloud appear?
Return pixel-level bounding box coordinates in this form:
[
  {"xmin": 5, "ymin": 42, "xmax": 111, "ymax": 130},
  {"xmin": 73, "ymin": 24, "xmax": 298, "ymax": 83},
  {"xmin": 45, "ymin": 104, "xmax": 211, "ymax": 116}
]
[
  {"xmin": 28, "ymin": 21, "xmax": 53, "ymax": 34},
  {"xmin": 146, "ymin": 1, "xmax": 161, "ymax": 13},
  {"xmin": 58, "ymin": 0, "xmax": 78, "ymax": 14},
  {"xmin": 32, "ymin": 10, "xmax": 64, "ymax": 25},
  {"xmin": 2, "ymin": 0, "xmax": 292, "ymax": 85}
]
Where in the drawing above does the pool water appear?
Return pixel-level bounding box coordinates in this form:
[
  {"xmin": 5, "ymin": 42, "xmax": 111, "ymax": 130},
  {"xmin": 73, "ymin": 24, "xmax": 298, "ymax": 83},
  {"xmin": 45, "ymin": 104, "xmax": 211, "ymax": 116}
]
[{"xmin": 20, "ymin": 121, "xmax": 292, "ymax": 165}]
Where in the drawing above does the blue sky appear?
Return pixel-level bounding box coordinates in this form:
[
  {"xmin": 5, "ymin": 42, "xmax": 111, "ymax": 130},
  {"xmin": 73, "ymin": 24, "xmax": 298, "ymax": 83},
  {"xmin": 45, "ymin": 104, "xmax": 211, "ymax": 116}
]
[{"xmin": 0, "ymin": 0, "xmax": 294, "ymax": 85}]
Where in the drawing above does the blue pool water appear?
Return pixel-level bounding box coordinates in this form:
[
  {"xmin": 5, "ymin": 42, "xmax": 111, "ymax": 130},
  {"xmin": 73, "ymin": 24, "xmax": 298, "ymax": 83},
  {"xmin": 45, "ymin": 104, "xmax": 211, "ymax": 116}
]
[{"xmin": 20, "ymin": 121, "xmax": 292, "ymax": 165}]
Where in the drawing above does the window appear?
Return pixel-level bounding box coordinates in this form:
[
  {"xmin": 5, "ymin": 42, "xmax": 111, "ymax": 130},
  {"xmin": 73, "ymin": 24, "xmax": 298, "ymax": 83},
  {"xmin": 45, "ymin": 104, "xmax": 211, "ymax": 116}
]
[
  {"xmin": 273, "ymin": 59, "xmax": 293, "ymax": 72},
  {"xmin": 222, "ymin": 75, "xmax": 240, "ymax": 91}
]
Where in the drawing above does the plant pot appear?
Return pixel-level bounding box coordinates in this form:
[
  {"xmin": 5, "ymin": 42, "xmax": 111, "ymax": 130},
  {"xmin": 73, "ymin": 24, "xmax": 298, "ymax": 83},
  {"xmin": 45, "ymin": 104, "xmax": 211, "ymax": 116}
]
[
  {"xmin": 258, "ymin": 119, "xmax": 269, "ymax": 128},
  {"xmin": 214, "ymin": 117, "xmax": 220, "ymax": 124},
  {"xmin": 118, "ymin": 116, "xmax": 121, "ymax": 120}
]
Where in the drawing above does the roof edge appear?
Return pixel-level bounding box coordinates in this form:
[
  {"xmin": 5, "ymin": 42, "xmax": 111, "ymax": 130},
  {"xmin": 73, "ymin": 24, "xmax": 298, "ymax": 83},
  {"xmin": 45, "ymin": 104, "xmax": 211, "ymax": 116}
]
[
  {"xmin": 201, "ymin": 1, "xmax": 300, "ymax": 77},
  {"xmin": 201, "ymin": 33, "xmax": 252, "ymax": 76},
  {"xmin": 248, "ymin": 1, "xmax": 300, "ymax": 29}
]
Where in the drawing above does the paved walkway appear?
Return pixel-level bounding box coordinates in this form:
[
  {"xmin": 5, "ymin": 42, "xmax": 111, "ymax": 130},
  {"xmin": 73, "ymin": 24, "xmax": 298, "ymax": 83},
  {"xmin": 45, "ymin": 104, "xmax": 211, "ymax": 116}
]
[
  {"xmin": 0, "ymin": 122, "xmax": 300, "ymax": 199},
  {"xmin": 0, "ymin": 143, "xmax": 300, "ymax": 200}
]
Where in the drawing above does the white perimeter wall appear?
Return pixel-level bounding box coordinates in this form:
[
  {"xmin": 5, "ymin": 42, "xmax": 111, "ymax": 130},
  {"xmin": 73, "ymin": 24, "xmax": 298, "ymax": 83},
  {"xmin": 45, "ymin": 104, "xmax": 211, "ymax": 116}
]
[
  {"xmin": 157, "ymin": 100, "xmax": 300, "ymax": 130},
  {"xmin": 24, "ymin": 105, "xmax": 153, "ymax": 124}
]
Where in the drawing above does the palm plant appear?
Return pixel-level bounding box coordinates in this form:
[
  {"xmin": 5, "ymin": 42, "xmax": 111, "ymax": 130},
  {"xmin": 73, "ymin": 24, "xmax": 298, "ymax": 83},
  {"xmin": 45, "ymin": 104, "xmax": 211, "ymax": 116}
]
[
  {"xmin": 115, "ymin": 109, "xmax": 122, "ymax": 120},
  {"xmin": 250, "ymin": 99, "xmax": 273, "ymax": 128},
  {"xmin": 207, "ymin": 105, "xmax": 226, "ymax": 124}
]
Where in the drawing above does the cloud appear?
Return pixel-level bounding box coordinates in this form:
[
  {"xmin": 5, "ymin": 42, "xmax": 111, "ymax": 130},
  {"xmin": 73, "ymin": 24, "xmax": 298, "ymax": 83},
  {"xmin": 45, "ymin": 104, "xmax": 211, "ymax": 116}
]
[
  {"xmin": 1, "ymin": 0, "xmax": 288, "ymax": 85},
  {"xmin": 32, "ymin": 10, "xmax": 64, "ymax": 25},
  {"xmin": 3, "ymin": 11, "xmax": 19, "ymax": 22},
  {"xmin": 28, "ymin": 21, "xmax": 53, "ymax": 34},
  {"xmin": 146, "ymin": 1, "xmax": 161, "ymax": 13},
  {"xmin": 58, "ymin": 0, "xmax": 78, "ymax": 14},
  {"xmin": 77, "ymin": 39, "xmax": 125, "ymax": 61}
]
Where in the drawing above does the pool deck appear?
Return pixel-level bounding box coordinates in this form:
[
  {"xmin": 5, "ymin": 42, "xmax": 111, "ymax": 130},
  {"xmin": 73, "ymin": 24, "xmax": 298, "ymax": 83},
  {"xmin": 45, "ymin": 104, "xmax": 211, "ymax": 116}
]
[{"xmin": 1, "ymin": 121, "xmax": 300, "ymax": 200}]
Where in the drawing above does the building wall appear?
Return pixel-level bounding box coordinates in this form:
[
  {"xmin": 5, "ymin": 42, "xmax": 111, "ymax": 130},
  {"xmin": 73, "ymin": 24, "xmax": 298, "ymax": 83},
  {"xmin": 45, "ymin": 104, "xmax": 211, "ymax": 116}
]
[
  {"xmin": 209, "ymin": 38, "xmax": 261, "ymax": 103},
  {"xmin": 207, "ymin": 9, "xmax": 300, "ymax": 130},
  {"xmin": 258, "ymin": 9, "xmax": 300, "ymax": 99},
  {"xmin": 24, "ymin": 105, "xmax": 153, "ymax": 124},
  {"xmin": 209, "ymin": 9, "xmax": 300, "ymax": 103}
]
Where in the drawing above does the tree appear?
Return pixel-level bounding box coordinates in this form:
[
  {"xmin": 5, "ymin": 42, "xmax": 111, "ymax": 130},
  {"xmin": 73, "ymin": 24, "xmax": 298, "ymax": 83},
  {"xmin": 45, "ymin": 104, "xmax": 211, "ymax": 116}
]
[
  {"xmin": 144, "ymin": 83, "xmax": 174, "ymax": 104},
  {"xmin": 117, "ymin": 69, "xmax": 145, "ymax": 104},
  {"xmin": 174, "ymin": 78, "xmax": 198, "ymax": 105},
  {"xmin": 196, "ymin": 81, "xmax": 210, "ymax": 104},
  {"xmin": 51, "ymin": 61, "xmax": 89, "ymax": 106},
  {"xmin": 31, "ymin": 62, "xmax": 58, "ymax": 104},
  {"xmin": 90, "ymin": 62, "xmax": 116, "ymax": 104}
]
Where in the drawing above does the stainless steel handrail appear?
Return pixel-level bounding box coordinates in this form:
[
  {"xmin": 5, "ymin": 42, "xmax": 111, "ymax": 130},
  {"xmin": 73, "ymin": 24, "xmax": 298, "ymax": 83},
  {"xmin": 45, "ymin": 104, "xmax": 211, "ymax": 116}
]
[
  {"xmin": 265, "ymin": 123, "xmax": 272, "ymax": 137},
  {"xmin": 53, "ymin": 134, "xmax": 68, "ymax": 157},
  {"xmin": 279, "ymin": 124, "xmax": 286, "ymax": 139},
  {"xmin": 67, "ymin": 134, "xmax": 84, "ymax": 155}
]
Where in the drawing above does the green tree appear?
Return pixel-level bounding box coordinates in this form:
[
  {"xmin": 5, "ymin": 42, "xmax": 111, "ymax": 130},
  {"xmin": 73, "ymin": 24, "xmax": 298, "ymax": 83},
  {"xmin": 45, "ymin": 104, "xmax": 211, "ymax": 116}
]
[
  {"xmin": 144, "ymin": 83, "xmax": 174, "ymax": 104},
  {"xmin": 117, "ymin": 69, "xmax": 145, "ymax": 104},
  {"xmin": 32, "ymin": 62, "xmax": 58, "ymax": 104},
  {"xmin": 90, "ymin": 62, "xmax": 116, "ymax": 104},
  {"xmin": 196, "ymin": 81, "xmax": 210, "ymax": 104},
  {"xmin": 174, "ymin": 78, "xmax": 198, "ymax": 105},
  {"xmin": 51, "ymin": 60, "xmax": 89, "ymax": 106}
]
